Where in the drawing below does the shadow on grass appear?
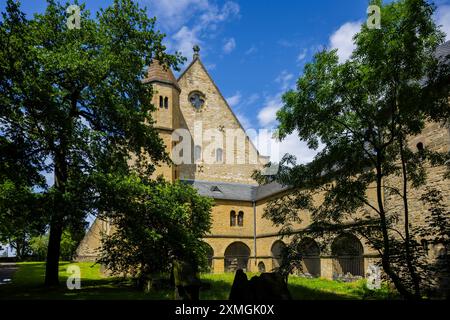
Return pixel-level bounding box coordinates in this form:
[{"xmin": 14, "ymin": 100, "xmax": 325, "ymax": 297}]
[
  {"xmin": 0, "ymin": 262, "xmax": 172, "ymax": 300},
  {"xmin": 200, "ymin": 279, "xmax": 231, "ymax": 300},
  {"xmin": 288, "ymin": 283, "xmax": 353, "ymax": 300},
  {"xmin": 287, "ymin": 277, "xmax": 396, "ymax": 300},
  {"xmin": 0, "ymin": 277, "xmax": 173, "ymax": 300}
]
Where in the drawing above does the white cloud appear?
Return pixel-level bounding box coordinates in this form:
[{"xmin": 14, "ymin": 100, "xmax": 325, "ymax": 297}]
[
  {"xmin": 145, "ymin": 0, "xmax": 210, "ymax": 31},
  {"xmin": 205, "ymin": 63, "xmax": 216, "ymax": 70},
  {"xmin": 172, "ymin": 26, "xmax": 201, "ymax": 56},
  {"xmin": 297, "ymin": 48, "xmax": 307, "ymax": 63},
  {"xmin": 435, "ymin": 5, "xmax": 450, "ymax": 41},
  {"xmin": 251, "ymin": 129, "xmax": 320, "ymax": 165},
  {"xmin": 277, "ymin": 132, "xmax": 319, "ymax": 164},
  {"xmin": 275, "ymin": 70, "xmax": 294, "ymax": 91},
  {"xmin": 223, "ymin": 38, "xmax": 236, "ymax": 54},
  {"xmin": 257, "ymin": 94, "xmax": 282, "ymax": 127},
  {"xmin": 148, "ymin": 0, "xmax": 240, "ymax": 56},
  {"xmin": 257, "ymin": 71, "xmax": 295, "ymax": 127},
  {"xmin": 245, "ymin": 45, "xmax": 257, "ymax": 55},
  {"xmin": 236, "ymin": 112, "xmax": 252, "ymax": 130},
  {"xmin": 226, "ymin": 91, "xmax": 241, "ymax": 107},
  {"xmin": 329, "ymin": 21, "xmax": 362, "ymax": 63},
  {"xmin": 245, "ymin": 93, "xmax": 259, "ymax": 105},
  {"xmin": 199, "ymin": 1, "xmax": 240, "ymax": 27}
]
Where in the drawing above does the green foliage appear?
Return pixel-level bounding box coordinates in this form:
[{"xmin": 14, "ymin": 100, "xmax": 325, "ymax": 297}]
[
  {"xmin": 259, "ymin": 0, "xmax": 450, "ymax": 300},
  {"xmin": 0, "ymin": 179, "xmax": 47, "ymax": 258},
  {"xmin": 29, "ymin": 230, "xmax": 82, "ymax": 261},
  {"xmin": 0, "ymin": 0, "xmax": 184, "ymax": 285},
  {"xmin": 29, "ymin": 235, "xmax": 49, "ymax": 261},
  {"xmin": 98, "ymin": 179, "xmax": 213, "ymax": 285}
]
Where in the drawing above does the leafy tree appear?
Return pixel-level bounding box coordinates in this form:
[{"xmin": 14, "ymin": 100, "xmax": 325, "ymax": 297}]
[
  {"xmin": 30, "ymin": 229, "xmax": 84, "ymax": 261},
  {"xmin": 256, "ymin": 0, "xmax": 450, "ymax": 300},
  {"xmin": 0, "ymin": 173, "xmax": 47, "ymax": 259},
  {"xmin": 0, "ymin": 0, "xmax": 183, "ymax": 286},
  {"xmin": 97, "ymin": 178, "xmax": 213, "ymax": 289},
  {"xmin": 0, "ymin": 78, "xmax": 48, "ymax": 259},
  {"xmin": 30, "ymin": 234, "xmax": 49, "ymax": 261}
]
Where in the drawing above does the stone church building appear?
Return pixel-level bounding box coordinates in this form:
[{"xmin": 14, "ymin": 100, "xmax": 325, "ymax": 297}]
[{"xmin": 76, "ymin": 43, "xmax": 450, "ymax": 280}]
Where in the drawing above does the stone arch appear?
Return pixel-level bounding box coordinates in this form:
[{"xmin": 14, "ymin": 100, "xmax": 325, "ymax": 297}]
[
  {"xmin": 331, "ymin": 233, "xmax": 364, "ymax": 277},
  {"xmin": 271, "ymin": 240, "xmax": 286, "ymax": 271},
  {"xmin": 298, "ymin": 237, "xmax": 321, "ymax": 277},
  {"xmin": 258, "ymin": 261, "xmax": 266, "ymax": 273},
  {"xmin": 224, "ymin": 242, "xmax": 251, "ymax": 272}
]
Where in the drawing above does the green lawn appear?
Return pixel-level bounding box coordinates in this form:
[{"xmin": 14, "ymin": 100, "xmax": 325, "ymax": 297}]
[{"xmin": 0, "ymin": 262, "xmax": 395, "ymax": 300}]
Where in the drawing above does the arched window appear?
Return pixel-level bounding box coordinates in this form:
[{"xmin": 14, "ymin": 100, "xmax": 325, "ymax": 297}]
[
  {"xmin": 216, "ymin": 148, "xmax": 223, "ymax": 163},
  {"xmin": 164, "ymin": 97, "xmax": 169, "ymax": 109},
  {"xmin": 271, "ymin": 240, "xmax": 286, "ymax": 270},
  {"xmin": 331, "ymin": 233, "xmax": 364, "ymax": 277},
  {"xmin": 237, "ymin": 211, "xmax": 244, "ymax": 227},
  {"xmin": 258, "ymin": 262, "xmax": 266, "ymax": 273},
  {"xmin": 194, "ymin": 145, "xmax": 202, "ymax": 162},
  {"xmin": 417, "ymin": 142, "xmax": 424, "ymax": 151},
  {"xmin": 230, "ymin": 210, "xmax": 236, "ymax": 227},
  {"xmin": 298, "ymin": 237, "xmax": 321, "ymax": 277},
  {"xmin": 417, "ymin": 142, "xmax": 424, "ymax": 161},
  {"xmin": 224, "ymin": 242, "xmax": 251, "ymax": 272},
  {"xmin": 159, "ymin": 96, "xmax": 163, "ymax": 108}
]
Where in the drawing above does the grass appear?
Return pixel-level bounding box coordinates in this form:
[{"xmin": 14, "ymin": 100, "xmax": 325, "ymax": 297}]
[
  {"xmin": 0, "ymin": 262, "xmax": 396, "ymax": 300},
  {"xmin": 287, "ymin": 276, "xmax": 395, "ymax": 300}
]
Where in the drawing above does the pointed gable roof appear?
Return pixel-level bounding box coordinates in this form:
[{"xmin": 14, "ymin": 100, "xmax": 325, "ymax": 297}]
[
  {"xmin": 178, "ymin": 51, "xmax": 269, "ymax": 162},
  {"xmin": 144, "ymin": 60, "xmax": 181, "ymax": 91}
]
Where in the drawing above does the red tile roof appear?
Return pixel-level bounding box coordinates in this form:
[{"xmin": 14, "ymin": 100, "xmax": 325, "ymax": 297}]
[{"xmin": 144, "ymin": 60, "xmax": 180, "ymax": 91}]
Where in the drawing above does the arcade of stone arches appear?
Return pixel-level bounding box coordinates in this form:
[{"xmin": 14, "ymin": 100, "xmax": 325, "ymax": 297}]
[{"xmin": 205, "ymin": 233, "xmax": 366, "ymax": 278}]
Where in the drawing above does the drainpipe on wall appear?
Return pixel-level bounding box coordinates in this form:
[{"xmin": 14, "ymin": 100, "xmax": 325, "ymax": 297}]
[{"xmin": 253, "ymin": 200, "xmax": 257, "ymax": 266}]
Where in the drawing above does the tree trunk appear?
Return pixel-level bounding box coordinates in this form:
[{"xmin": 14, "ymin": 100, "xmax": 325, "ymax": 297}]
[
  {"xmin": 44, "ymin": 217, "xmax": 63, "ymax": 286},
  {"xmin": 399, "ymin": 137, "xmax": 421, "ymax": 298},
  {"xmin": 375, "ymin": 154, "xmax": 416, "ymax": 300},
  {"xmin": 44, "ymin": 143, "xmax": 68, "ymax": 287}
]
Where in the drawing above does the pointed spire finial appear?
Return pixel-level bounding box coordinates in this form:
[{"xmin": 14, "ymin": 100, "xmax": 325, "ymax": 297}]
[{"xmin": 193, "ymin": 45, "xmax": 200, "ymax": 59}]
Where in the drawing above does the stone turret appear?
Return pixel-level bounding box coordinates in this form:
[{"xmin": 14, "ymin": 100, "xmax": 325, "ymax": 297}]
[{"xmin": 143, "ymin": 59, "xmax": 182, "ymax": 181}]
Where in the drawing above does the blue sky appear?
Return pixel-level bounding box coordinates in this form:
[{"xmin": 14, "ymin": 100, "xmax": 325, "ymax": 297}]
[{"xmin": 1, "ymin": 0, "xmax": 450, "ymax": 164}]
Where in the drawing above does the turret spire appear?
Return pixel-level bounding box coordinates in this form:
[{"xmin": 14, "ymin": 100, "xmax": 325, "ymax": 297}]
[{"xmin": 193, "ymin": 45, "xmax": 200, "ymax": 59}]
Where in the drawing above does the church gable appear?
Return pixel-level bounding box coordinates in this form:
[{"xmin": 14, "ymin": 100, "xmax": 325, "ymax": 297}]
[
  {"xmin": 177, "ymin": 58, "xmax": 247, "ymax": 135},
  {"xmin": 176, "ymin": 54, "xmax": 267, "ymax": 184}
]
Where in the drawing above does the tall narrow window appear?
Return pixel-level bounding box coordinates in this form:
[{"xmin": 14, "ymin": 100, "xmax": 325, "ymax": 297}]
[
  {"xmin": 194, "ymin": 145, "xmax": 202, "ymax": 162},
  {"xmin": 164, "ymin": 97, "xmax": 169, "ymax": 109},
  {"xmin": 238, "ymin": 211, "xmax": 244, "ymax": 227},
  {"xmin": 159, "ymin": 96, "xmax": 163, "ymax": 108},
  {"xmin": 216, "ymin": 148, "xmax": 223, "ymax": 163},
  {"xmin": 230, "ymin": 210, "xmax": 236, "ymax": 227}
]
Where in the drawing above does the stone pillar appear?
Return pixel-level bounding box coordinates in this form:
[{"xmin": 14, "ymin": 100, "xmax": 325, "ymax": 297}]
[
  {"xmin": 320, "ymin": 257, "xmax": 333, "ymax": 280},
  {"xmin": 213, "ymin": 258, "xmax": 224, "ymax": 273},
  {"xmin": 364, "ymin": 256, "xmax": 370, "ymax": 277}
]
